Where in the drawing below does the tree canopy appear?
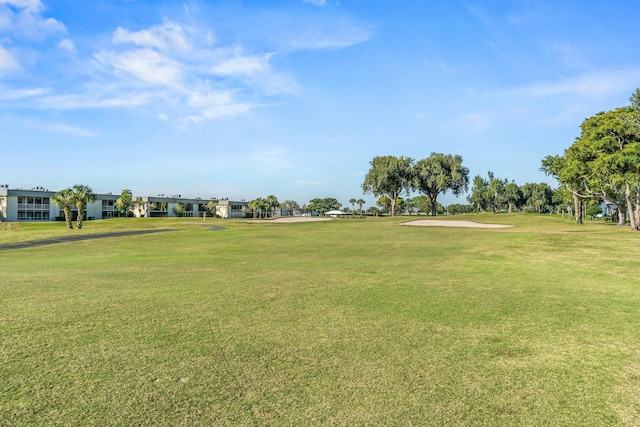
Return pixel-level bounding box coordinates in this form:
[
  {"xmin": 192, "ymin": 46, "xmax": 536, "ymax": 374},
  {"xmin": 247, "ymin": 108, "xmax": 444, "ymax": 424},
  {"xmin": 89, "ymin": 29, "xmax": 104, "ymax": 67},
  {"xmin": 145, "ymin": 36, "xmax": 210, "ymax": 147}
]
[
  {"xmin": 362, "ymin": 155, "xmax": 413, "ymax": 217},
  {"xmin": 115, "ymin": 189, "xmax": 133, "ymax": 217},
  {"xmin": 542, "ymin": 102, "xmax": 640, "ymax": 230},
  {"xmin": 413, "ymin": 153, "xmax": 469, "ymax": 216},
  {"xmin": 280, "ymin": 200, "xmax": 300, "ymax": 216},
  {"xmin": 307, "ymin": 197, "xmax": 341, "ymax": 215},
  {"xmin": 469, "ymin": 172, "xmax": 522, "ymax": 213}
]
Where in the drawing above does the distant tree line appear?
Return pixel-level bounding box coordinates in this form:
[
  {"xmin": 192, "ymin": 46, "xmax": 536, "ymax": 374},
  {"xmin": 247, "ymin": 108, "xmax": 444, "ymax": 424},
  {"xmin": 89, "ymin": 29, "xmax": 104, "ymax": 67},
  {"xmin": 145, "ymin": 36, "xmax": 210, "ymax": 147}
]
[{"xmin": 359, "ymin": 153, "xmax": 604, "ymax": 217}]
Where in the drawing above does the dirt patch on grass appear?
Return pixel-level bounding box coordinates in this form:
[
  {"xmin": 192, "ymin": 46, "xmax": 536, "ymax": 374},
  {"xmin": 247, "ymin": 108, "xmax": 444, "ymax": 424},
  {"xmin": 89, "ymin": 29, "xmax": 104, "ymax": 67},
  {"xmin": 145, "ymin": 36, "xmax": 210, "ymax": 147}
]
[{"xmin": 401, "ymin": 219, "xmax": 513, "ymax": 229}]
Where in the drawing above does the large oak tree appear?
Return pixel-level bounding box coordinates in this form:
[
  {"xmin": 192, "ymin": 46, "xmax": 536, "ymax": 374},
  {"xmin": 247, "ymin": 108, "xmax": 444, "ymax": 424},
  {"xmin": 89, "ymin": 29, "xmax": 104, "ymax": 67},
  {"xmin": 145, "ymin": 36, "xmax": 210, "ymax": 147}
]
[
  {"xmin": 413, "ymin": 153, "xmax": 469, "ymax": 216},
  {"xmin": 362, "ymin": 155, "xmax": 413, "ymax": 217}
]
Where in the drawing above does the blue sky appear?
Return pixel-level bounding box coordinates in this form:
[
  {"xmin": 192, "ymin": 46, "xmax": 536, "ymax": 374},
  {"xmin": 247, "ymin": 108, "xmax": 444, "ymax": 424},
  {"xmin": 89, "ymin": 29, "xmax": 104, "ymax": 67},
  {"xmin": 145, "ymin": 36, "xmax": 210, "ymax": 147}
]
[{"xmin": 2, "ymin": 0, "xmax": 640, "ymax": 207}]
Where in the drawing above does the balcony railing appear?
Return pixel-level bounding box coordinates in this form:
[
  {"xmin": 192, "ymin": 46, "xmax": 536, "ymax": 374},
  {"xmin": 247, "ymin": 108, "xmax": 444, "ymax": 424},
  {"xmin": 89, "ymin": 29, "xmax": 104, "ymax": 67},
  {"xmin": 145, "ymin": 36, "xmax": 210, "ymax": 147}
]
[{"xmin": 17, "ymin": 204, "xmax": 51, "ymax": 210}]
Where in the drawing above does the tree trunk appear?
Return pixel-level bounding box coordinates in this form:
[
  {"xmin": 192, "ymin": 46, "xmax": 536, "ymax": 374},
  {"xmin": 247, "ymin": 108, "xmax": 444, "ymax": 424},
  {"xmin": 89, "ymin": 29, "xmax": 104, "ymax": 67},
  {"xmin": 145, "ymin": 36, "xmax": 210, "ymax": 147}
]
[
  {"xmin": 429, "ymin": 194, "xmax": 437, "ymax": 216},
  {"xmin": 607, "ymin": 201, "xmax": 627, "ymax": 226},
  {"xmin": 635, "ymin": 182, "xmax": 640, "ymax": 231},
  {"xmin": 64, "ymin": 207, "xmax": 73, "ymax": 229},
  {"xmin": 625, "ymin": 182, "xmax": 639, "ymax": 231},
  {"xmin": 573, "ymin": 192, "xmax": 583, "ymax": 224}
]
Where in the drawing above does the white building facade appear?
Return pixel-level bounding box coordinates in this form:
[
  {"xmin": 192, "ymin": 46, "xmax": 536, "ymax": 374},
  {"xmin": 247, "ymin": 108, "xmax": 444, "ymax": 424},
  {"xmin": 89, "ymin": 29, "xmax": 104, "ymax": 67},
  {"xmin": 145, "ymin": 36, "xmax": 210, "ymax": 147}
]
[{"xmin": 0, "ymin": 186, "xmax": 248, "ymax": 222}]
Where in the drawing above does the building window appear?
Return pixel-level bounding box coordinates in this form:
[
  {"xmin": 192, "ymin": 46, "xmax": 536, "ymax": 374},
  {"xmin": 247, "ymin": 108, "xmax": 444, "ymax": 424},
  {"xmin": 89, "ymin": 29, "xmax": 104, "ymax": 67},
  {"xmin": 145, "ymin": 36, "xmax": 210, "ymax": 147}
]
[{"xmin": 17, "ymin": 195, "xmax": 52, "ymax": 221}]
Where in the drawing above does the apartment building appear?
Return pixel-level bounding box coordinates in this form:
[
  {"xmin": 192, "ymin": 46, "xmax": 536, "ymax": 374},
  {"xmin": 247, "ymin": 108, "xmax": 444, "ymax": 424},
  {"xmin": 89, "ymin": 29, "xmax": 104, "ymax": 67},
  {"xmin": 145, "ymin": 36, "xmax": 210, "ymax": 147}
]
[{"xmin": 0, "ymin": 185, "xmax": 248, "ymax": 222}]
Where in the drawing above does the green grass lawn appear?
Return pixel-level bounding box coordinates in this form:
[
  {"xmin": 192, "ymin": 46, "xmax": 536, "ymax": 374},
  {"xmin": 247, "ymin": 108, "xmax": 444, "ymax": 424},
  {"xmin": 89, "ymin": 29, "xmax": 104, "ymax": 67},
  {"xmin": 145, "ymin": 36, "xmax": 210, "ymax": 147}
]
[{"xmin": 2, "ymin": 215, "xmax": 640, "ymax": 425}]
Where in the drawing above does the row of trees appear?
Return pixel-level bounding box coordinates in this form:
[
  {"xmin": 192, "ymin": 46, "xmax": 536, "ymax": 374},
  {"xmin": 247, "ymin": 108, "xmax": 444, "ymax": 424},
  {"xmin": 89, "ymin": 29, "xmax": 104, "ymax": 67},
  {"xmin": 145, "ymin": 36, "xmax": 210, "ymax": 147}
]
[
  {"xmin": 541, "ymin": 89, "xmax": 640, "ymax": 231},
  {"xmin": 359, "ymin": 154, "xmax": 600, "ymax": 217},
  {"xmin": 247, "ymin": 196, "xmax": 344, "ymax": 218},
  {"xmin": 247, "ymin": 195, "xmax": 303, "ymax": 218},
  {"xmin": 368, "ymin": 179, "xmax": 569, "ymax": 217},
  {"xmin": 362, "ymin": 153, "xmax": 469, "ymax": 216},
  {"xmin": 467, "ymin": 172, "xmax": 562, "ymax": 215}
]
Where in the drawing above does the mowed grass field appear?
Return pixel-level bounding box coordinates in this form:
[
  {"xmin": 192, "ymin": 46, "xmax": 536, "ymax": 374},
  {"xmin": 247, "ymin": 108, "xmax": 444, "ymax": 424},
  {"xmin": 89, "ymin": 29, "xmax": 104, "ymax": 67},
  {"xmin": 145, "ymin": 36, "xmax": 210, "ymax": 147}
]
[{"xmin": 1, "ymin": 215, "xmax": 640, "ymax": 425}]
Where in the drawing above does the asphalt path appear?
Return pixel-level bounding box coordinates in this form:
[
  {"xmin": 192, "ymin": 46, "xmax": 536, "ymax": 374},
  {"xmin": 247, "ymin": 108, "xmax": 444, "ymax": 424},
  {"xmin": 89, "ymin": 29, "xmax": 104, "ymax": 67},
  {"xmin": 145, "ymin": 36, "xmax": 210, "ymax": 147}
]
[{"xmin": 0, "ymin": 229, "xmax": 176, "ymax": 251}]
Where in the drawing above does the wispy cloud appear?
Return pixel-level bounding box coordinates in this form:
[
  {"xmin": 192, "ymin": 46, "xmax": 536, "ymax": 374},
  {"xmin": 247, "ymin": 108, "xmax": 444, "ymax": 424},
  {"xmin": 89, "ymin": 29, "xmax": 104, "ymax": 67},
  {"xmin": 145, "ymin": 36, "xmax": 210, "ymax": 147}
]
[
  {"xmin": 181, "ymin": 87, "xmax": 255, "ymax": 124},
  {"xmin": 211, "ymin": 53, "xmax": 271, "ymax": 76},
  {"xmin": 503, "ymin": 69, "xmax": 640, "ymax": 98},
  {"xmin": 34, "ymin": 89, "xmax": 154, "ymax": 109},
  {"xmin": 112, "ymin": 22, "xmax": 191, "ymax": 52},
  {"xmin": 445, "ymin": 69, "xmax": 640, "ymax": 134},
  {"xmin": 303, "ymin": 0, "xmax": 327, "ymax": 7},
  {"xmin": 283, "ymin": 19, "xmax": 374, "ymax": 51},
  {"xmin": 0, "ymin": 84, "xmax": 47, "ymax": 99},
  {"xmin": 48, "ymin": 123, "xmax": 97, "ymax": 137},
  {"xmin": 94, "ymin": 48, "xmax": 184, "ymax": 87}
]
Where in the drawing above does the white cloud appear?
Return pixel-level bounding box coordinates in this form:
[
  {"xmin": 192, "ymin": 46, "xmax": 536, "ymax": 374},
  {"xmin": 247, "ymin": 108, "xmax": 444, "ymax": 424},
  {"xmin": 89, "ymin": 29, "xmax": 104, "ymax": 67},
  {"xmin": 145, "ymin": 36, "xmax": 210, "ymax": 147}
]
[
  {"xmin": 0, "ymin": 84, "xmax": 46, "ymax": 99},
  {"xmin": 0, "ymin": 0, "xmax": 66, "ymax": 39},
  {"xmin": 112, "ymin": 22, "xmax": 190, "ymax": 52},
  {"xmin": 94, "ymin": 48, "xmax": 183, "ymax": 87},
  {"xmin": 303, "ymin": 0, "xmax": 327, "ymax": 6},
  {"xmin": 505, "ymin": 69, "xmax": 640, "ymax": 98},
  {"xmin": 0, "ymin": 0, "xmax": 44, "ymax": 13},
  {"xmin": 0, "ymin": 44, "xmax": 19, "ymax": 73},
  {"xmin": 182, "ymin": 87, "xmax": 255, "ymax": 123},
  {"xmin": 286, "ymin": 22, "xmax": 374, "ymax": 50},
  {"xmin": 58, "ymin": 38, "xmax": 76, "ymax": 54},
  {"xmin": 35, "ymin": 91, "xmax": 153, "ymax": 109},
  {"xmin": 49, "ymin": 123, "xmax": 97, "ymax": 137},
  {"xmin": 0, "ymin": 8, "xmax": 373, "ymax": 126},
  {"xmin": 211, "ymin": 53, "xmax": 271, "ymax": 76}
]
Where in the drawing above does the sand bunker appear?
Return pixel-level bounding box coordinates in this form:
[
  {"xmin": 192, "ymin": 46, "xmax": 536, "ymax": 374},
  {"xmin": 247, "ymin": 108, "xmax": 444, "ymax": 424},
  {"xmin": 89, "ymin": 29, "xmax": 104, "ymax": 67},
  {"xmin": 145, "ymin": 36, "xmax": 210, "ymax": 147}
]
[{"xmin": 401, "ymin": 220, "xmax": 513, "ymax": 229}]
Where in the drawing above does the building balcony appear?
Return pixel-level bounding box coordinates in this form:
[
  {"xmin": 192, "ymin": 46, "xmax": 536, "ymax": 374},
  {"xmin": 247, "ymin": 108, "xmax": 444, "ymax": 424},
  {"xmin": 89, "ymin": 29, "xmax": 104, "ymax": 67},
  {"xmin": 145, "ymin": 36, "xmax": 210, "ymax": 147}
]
[{"xmin": 17, "ymin": 204, "xmax": 51, "ymax": 210}]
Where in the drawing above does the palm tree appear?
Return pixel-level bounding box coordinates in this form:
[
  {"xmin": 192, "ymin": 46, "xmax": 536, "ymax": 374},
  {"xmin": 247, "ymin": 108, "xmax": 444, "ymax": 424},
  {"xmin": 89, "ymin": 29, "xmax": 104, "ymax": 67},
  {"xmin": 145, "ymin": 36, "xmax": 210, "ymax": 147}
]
[
  {"xmin": 349, "ymin": 198, "xmax": 356, "ymax": 216},
  {"xmin": 265, "ymin": 195, "xmax": 279, "ymax": 217},
  {"xmin": 72, "ymin": 184, "xmax": 95, "ymax": 229},
  {"xmin": 248, "ymin": 199, "xmax": 261, "ymax": 218},
  {"xmin": 52, "ymin": 188, "xmax": 75, "ymax": 229},
  {"xmin": 357, "ymin": 199, "xmax": 366, "ymax": 218}
]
